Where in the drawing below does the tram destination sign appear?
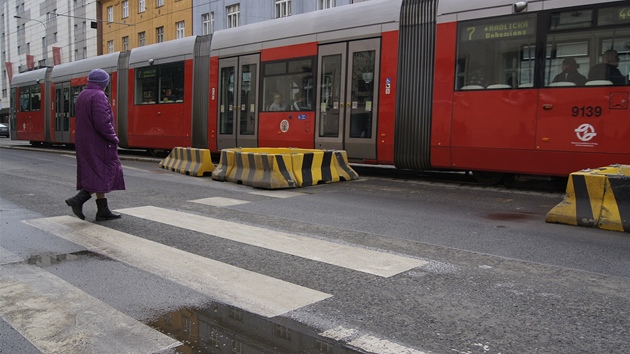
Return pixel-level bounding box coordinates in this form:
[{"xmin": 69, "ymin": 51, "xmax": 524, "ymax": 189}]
[{"xmin": 461, "ymin": 16, "xmax": 536, "ymax": 41}]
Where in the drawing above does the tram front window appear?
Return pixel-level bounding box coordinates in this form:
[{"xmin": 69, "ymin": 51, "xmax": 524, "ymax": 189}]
[{"xmin": 456, "ymin": 13, "xmax": 537, "ymax": 90}]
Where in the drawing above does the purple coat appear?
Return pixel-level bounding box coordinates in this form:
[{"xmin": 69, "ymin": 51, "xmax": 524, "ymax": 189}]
[{"xmin": 74, "ymin": 82, "xmax": 125, "ymax": 193}]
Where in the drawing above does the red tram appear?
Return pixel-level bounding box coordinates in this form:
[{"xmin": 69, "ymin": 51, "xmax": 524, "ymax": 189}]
[{"xmin": 9, "ymin": 0, "xmax": 630, "ymax": 183}]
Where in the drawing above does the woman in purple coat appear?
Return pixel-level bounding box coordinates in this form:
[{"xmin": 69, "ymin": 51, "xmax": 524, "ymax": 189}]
[{"xmin": 65, "ymin": 68, "xmax": 125, "ymax": 221}]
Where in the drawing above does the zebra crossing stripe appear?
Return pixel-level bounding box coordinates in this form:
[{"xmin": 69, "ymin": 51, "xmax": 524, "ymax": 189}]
[
  {"xmin": 23, "ymin": 216, "xmax": 332, "ymax": 318},
  {"xmin": 0, "ymin": 262, "xmax": 180, "ymax": 354},
  {"xmin": 117, "ymin": 206, "xmax": 427, "ymax": 277},
  {"xmin": 0, "ymin": 247, "xmax": 22, "ymax": 265}
]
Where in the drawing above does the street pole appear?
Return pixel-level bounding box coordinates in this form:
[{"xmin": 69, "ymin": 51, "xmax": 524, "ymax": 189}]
[{"xmin": 14, "ymin": 15, "xmax": 48, "ymax": 51}]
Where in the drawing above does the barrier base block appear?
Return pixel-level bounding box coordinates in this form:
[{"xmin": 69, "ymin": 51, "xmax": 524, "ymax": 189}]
[
  {"xmin": 546, "ymin": 164, "xmax": 629, "ymax": 233},
  {"xmin": 212, "ymin": 148, "xmax": 359, "ymax": 189},
  {"xmin": 159, "ymin": 147, "xmax": 215, "ymax": 177}
]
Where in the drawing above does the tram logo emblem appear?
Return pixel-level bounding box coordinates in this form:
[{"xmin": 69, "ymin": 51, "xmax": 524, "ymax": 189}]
[
  {"xmin": 574, "ymin": 124, "xmax": 597, "ymax": 142},
  {"xmin": 280, "ymin": 119, "xmax": 290, "ymax": 133}
]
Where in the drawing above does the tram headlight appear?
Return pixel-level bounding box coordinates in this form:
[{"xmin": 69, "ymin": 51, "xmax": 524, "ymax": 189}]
[{"xmin": 513, "ymin": 1, "xmax": 527, "ymax": 13}]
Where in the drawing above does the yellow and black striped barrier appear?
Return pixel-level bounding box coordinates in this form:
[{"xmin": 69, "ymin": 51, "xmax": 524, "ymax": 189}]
[
  {"xmin": 546, "ymin": 165, "xmax": 629, "ymax": 233},
  {"xmin": 159, "ymin": 147, "xmax": 215, "ymax": 177},
  {"xmin": 211, "ymin": 148, "xmax": 359, "ymax": 189}
]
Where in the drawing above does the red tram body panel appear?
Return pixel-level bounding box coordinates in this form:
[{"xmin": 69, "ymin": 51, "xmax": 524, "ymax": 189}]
[{"xmin": 8, "ymin": 0, "xmax": 629, "ymax": 181}]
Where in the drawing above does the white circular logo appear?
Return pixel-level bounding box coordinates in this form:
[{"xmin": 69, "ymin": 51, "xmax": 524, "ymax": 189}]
[
  {"xmin": 280, "ymin": 119, "xmax": 289, "ymax": 133},
  {"xmin": 575, "ymin": 123, "xmax": 597, "ymax": 142}
]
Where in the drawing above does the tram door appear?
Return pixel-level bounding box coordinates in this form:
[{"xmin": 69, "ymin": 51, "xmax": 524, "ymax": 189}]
[
  {"xmin": 315, "ymin": 39, "xmax": 380, "ymax": 159},
  {"xmin": 54, "ymin": 83, "xmax": 71, "ymax": 142},
  {"xmin": 217, "ymin": 54, "xmax": 260, "ymax": 150}
]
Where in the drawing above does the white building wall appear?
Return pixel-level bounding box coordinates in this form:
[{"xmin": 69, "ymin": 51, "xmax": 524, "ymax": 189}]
[{"xmin": 0, "ymin": 0, "xmax": 99, "ymax": 106}]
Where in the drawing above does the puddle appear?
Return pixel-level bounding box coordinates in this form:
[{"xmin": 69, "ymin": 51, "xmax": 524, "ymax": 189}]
[
  {"xmin": 484, "ymin": 212, "xmax": 537, "ymax": 221},
  {"xmin": 149, "ymin": 303, "xmax": 363, "ymax": 354},
  {"xmin": 24, "ymin": 251, "xmax": 104, "ymax": 266},
  {"xmin": 22, "ymin": 251, "xmax": 364, "ymax": 353}
]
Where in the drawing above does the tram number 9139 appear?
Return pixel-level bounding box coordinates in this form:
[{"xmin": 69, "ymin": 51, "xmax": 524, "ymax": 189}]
[{"xmin": 571, "ymin": 106, "xmax": 603, "ymax": 117}]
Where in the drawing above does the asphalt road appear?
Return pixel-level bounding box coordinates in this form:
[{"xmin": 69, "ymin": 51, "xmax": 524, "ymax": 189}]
[{"xmin": 1, "ymin": 139, "xmax": 628, "ymax": 354}]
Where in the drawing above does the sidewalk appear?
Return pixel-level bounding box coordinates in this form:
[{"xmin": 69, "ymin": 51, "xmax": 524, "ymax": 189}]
[{"xmin": 0, "ymin": 138, "xmax": 162, "ymax": 163}]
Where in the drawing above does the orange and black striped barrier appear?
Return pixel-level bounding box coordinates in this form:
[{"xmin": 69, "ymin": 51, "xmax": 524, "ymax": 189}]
[
  {"xmin": 211, "ymin": 148, "xmax": 359, "ymax": 189},
  {"xmin": 159, "ymin": 147, "xmax": 215, "ymax": 177},
  {"xmin": 546, "ymin": 165, "xmax": 629, "ymax": 233}
]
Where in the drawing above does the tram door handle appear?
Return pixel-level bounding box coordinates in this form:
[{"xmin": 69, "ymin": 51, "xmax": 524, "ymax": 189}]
[{"xmin": 542, "ymin": 104, "xmax": 554, "ymax": 110}]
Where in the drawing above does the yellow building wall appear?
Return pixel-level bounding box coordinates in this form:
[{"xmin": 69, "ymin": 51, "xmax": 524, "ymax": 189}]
[{"xmin": 101, "ymin": 0, "xmax": 193, "ymax": 53}]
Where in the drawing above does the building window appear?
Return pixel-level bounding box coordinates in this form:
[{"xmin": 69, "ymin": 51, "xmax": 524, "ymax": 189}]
[
  {"xmin": 275, "ymin": 0, "xmax": 291, "ymax": 18},
  {"xmin": 156, "ymin": 26, "xmax": 164, "ymax": 43},
  {"xmin": 274, "ymin": 324, "xmax": 292, "ymax": 340},
  {"xmin": 319, "ymin": 0, "xmax": 336, "ymax": 10},
  {"xmin": 138, "ymin": 32, "xmax": 145, "ymax": 46},
  {"xmin": 176, "ymin": 21, "xmax": 185, "ymax": 39},
  {"xmin": 122, "ymin": 36, "xmax": 129, "ymax": 51},
  {"xmin": 139, "ymin": 0, "xmax": 146, "ymax": 13},
  {"xmin": 122, "ymin": 1, "xmax": 129, "ymax": 18},
  {"xmin": 157, "ymin": 0, "xmax": 164, "ymax": 7},
  {"xmin": 227, "ymin": 4, "xmax": 240, "ymax": 28},
  {"xmin": 108, "ymin": 40, "xmax": 114, "ymax": 53},
  {"xmin": 107, "ymin": 6, "xmax": 113, "ymax": 22},
  {"xmin": 202, "ymin": 13, "xmax": 212, "ymax": 35}
]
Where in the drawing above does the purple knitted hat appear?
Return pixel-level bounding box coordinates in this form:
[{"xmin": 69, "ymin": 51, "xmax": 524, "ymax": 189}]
[{"xmin": 88, "ymin": 68, "xmax": 110, "ymax": 88}]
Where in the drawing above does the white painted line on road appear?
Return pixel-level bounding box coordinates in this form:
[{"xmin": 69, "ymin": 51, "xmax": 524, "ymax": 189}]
[
  {"xmin": 0, "ymin": 247, "xmax": 23, "ymax": 265},
  {"xmin": 190, "ymin": 197, "xmax": 251, "ymax": 207},
  {"xmin": 0, "ymin": 262, "xmax": 180, "ymax": 354},
  {"xmin": 349, "ymin": 334, "xmax": 427, "ymax": 354},
  {"xmin": 248, "ymin": 190, "xmax": 307, "ymax": 198},
  {"xmin": 319, "ymin": 325, "xmax": 358, "ymax": 341},
  {"xmin": 117, "ymin": 206, "xmax": 427, "ymax": 277},
  {"xmin": 319, "ymin": 326, "xmax": 427, "ymax": 354},
  {"xmin": 24, "ymin": 216, "xmax": 332, "ymax": 318}
]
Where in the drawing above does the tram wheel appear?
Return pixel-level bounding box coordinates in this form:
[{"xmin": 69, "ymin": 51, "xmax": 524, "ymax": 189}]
[{"xmin": 472, "ymin": 171, "xmax": 505, "ymax": 185}]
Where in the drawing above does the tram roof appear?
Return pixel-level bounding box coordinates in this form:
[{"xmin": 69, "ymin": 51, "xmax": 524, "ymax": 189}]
[
  {"xmin": 211, "ymin": 0, "xmax": 402, "ymax": 54},
  {"xmin": 129, "ymin": 35, "xmax": 198, "ymax": 67},
  {"xmin": 10, "ymin": 68, "xmax": 49, "ymax": 87},
  {"xmin": 437, "ymin": 0, "xmax": 622, "ymax": 22},
  {"xmin": 51, "ymin": 52, "xmax": 120, "ymax": 81}
]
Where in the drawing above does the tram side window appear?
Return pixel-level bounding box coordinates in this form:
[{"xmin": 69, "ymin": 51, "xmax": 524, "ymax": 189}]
[
  {"xmin": 135, "ymin": 61, "xmax": 185, "ymax": 105},
  {"xmin": 262, "ymin": 58, "xmax": 314, "ymax": 112},
  {"xmin": 456, "ymin": 14, "xmax": 537, "ymax": 90},
  {"xmin": 19, "ymin": 84, "xmax": 42, "ymax": 111},
  {"xmin": 544, "ymin": 5, "xmax": 630, "ymax": 87}
]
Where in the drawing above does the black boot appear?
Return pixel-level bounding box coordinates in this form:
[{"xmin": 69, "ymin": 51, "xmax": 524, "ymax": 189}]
[
  {"xmin": 65, "ymin": 190, "xmax": 92, "ymax": 220},
  {"xmin": 95, "ymin": 198, "xmax": 122, "ymax": 221}
]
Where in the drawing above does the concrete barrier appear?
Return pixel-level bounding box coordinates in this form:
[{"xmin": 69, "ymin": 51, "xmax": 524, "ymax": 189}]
[
  {"xmin": 212, "ymin": 148, "xmax": 359, "ymax": 189},
  {"xmin": 159, "ymin": 147, "xmax": 215, "ymax": 177},
  {"xmin": 546, "ymin": 165, "xmax": 629, "ymax": 233}
]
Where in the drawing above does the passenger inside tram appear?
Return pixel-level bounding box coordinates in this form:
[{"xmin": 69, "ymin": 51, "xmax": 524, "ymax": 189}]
[
  {"xmin": 268, "ymin": 93, "xmax": 286, "ymax": 111},
  {"xmin": 588, "ymin": 49, "xmax": 627, "ymax": 85},
  {"xmin": 552, "ymin": 57, "xmax": 587, "ymax": 86},
  {"xmin": 292, "ymin": 92, "xmax": 307, "ymax": 111}
]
